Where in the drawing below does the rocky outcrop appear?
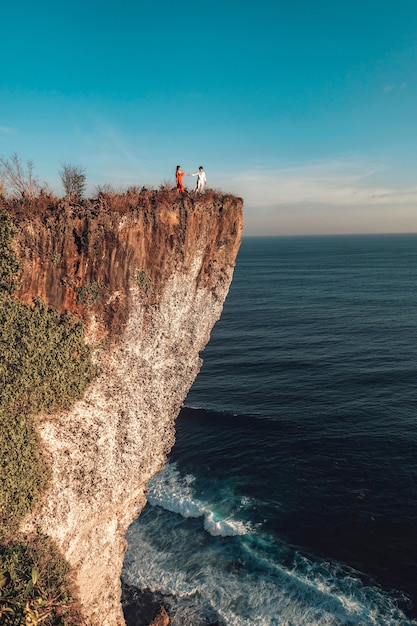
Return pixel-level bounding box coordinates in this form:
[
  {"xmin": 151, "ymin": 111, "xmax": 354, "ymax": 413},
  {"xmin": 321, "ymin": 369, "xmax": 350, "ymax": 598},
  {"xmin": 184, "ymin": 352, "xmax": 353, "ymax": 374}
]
[
  {"xmin": 8, "ymin": 191, "xmax": 243, "ymax": 624},
  {"xmin": 149, "ymin": 607, "xmax": 170, "ymax": 626}
]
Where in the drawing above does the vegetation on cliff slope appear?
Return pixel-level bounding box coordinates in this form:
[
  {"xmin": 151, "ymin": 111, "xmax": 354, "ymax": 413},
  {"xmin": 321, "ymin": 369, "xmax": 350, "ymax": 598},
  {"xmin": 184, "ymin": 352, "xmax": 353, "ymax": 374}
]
[
  {"xmin": 0, "ymin": 209, "xmax": 97, "ymax": 624},
  {"xmin": 0, "ymin": 210, "xmax": 21, "ymax": 294},
  {"xmin": 0, "ymin": 535, "xmax": 84, "ymax": 626},
  {"xmin": 0, "ymin": 295, "xmax": 97, "ymax": 535}
]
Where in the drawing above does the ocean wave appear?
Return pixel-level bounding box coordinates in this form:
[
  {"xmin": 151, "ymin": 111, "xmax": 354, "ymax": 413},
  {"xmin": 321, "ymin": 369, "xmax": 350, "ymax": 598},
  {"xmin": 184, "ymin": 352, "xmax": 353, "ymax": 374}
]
[
  {"xmin": 146, "ymin": 462, "xmax": 252, "ymax": 537},
  {"xmin": 123, "ymin": 522, "xmax": 416, "ymax": 626},
  {"xmin": 181, "ymin": 404, "xmax": 244, "ymax": 419},
  {"xmin": 124, "ymin": 462, "xmax": 417, "ymax": 625}
]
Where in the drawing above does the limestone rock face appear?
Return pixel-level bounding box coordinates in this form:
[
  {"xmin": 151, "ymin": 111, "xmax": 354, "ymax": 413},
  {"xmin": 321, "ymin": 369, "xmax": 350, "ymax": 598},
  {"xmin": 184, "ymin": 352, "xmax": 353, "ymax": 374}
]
[{"xmin": 11, "ymin": 193, "xmax": 243, "ymax": 625}]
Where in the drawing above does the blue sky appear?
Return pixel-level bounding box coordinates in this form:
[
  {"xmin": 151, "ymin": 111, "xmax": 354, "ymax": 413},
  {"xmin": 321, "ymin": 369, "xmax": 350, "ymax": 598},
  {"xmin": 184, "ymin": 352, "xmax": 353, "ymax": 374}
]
[{"xmin": 1, "ymin": 0, "xmax": 416, "ymax": 235}]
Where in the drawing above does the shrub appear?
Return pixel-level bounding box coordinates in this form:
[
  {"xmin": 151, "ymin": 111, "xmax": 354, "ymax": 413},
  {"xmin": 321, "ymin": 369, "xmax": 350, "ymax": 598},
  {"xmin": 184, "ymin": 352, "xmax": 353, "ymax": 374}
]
[
  {"xmin": 75, "ymin": 281, "xmax": 102, "ymax": 308},
  {"xmin": 0, "ymin": 296, "xmax": 98, "ymax": 537},
  {"xmin": 0, "ymin": 534, "xmax": 83, "ymax": 625},
  {"xmin": 0, "ymin": 210, "xmax": 21, "ymax": 294},
  {"xmin": 135, "ymin": 270, "xmax": 153, "ymax": 295},
  {"xmin": 93, "ymin": 183, "xmax": 116, "ymax": 197},
  {"xmin": 0, "ymin": 154, "xmax": 42, "ymax": 199},
  {"xmin": 59, "ymin": 165, "xmax": 86, "ymax": 201}
]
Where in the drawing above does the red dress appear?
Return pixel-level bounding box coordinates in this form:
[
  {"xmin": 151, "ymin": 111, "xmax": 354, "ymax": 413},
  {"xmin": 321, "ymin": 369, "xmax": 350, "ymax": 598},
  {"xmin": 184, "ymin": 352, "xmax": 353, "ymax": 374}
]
[{"xmin": 176, "ymin": 170, "xmax": 185, "ymax": 193}]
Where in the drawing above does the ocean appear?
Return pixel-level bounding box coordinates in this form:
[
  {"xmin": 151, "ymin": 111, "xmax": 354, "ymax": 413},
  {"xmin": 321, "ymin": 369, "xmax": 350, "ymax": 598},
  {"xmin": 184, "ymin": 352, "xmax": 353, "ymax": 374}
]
[{"xmin": 122, "ymin": 234, "xmax": 417, "ymax": 625}]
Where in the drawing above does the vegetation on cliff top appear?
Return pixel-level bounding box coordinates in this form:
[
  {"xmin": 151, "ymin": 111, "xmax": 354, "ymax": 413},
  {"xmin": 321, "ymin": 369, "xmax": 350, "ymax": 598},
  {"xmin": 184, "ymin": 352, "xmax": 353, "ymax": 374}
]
[
  {"xmin": 1, "ymin": 183, "xmax": 240, "ymax": 223},
  {"xmin": 0, "ymin": 209, "xmax": 96, "ymax": 624},
  {"xmin": 0, "ymin": 152, "xmax": 240, "ymax": 212}
]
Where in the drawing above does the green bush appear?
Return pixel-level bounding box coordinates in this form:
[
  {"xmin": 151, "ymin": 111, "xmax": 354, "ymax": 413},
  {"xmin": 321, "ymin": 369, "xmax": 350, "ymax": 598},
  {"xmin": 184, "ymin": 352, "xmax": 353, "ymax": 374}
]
[
  {"xmin": 135, "ymin": 270, "xmax": 153, "ymax": 296},
  {"xmin": 0, "ymin": 297, "xmax": 97, "ymax": 412},
  {"xmin": 0, "ymin": 534, "xmax": 83, "ymax": 625},
  {"xmin": 0, "ymin": 210, "xmax": 21, "ymax": 294},
  {"xmin": 0, "ymin": 403, "xmax": 48, "ymax": 542},
  {"xmin": 75, "ymin": 281, "xmax": 102, "ymax": 308},
  {"xmin": 0, "ymin": 296, "xmax": 98, "ymax": 537}
]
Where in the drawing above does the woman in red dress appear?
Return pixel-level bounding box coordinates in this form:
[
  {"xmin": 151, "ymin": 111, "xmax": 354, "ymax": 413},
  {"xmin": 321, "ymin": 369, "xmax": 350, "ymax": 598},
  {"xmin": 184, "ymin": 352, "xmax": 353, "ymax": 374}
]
[{"xmin": 176, "ymin": 165, "xmax": 188, "ymax": 193}]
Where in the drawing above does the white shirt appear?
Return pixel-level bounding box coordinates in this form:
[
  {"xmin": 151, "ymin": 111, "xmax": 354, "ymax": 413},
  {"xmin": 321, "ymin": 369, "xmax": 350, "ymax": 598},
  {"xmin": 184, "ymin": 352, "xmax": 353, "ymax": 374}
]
[{"xmin": 192, "ymin": 170, "xmax": 207, "ymax": 189}]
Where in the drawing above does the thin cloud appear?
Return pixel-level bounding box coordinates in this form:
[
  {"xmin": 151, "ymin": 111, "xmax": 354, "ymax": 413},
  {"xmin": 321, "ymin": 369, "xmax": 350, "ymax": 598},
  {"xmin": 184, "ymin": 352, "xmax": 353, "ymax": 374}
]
[
  {"xmin": 383, "ymin": 82, "xmax": 407, "ymax": 92},
  {"xmin": 220, "ymin": 158, "xmax": 417, "ymax": 210}
]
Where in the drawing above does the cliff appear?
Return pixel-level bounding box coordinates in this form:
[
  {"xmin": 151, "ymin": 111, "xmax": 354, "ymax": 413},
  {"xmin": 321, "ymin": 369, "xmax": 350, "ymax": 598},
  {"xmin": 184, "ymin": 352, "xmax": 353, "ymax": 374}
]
[{"xmin": 5, "ymin": 189, "xmax": 243, "ymax": 624}]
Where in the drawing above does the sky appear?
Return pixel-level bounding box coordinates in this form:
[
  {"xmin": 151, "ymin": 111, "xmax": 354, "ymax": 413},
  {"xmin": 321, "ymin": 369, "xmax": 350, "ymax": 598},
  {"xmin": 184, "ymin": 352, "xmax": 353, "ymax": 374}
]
[{"xmin": 1, "ymin": 0, "xmax": 416, "ymax": 235}]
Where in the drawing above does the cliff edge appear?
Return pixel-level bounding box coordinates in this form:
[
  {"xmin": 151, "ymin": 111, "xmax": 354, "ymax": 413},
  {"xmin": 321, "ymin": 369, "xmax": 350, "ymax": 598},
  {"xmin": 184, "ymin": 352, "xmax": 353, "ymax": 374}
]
[{"xmin": 6, "ymin": 189, "xmax": 243, "ymax": 624}]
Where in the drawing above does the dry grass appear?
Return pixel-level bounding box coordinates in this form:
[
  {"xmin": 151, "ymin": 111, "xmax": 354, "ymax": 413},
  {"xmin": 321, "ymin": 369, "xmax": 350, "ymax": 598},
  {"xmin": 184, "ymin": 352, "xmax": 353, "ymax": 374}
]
[{"xmin": 1, "ymin": 186, "xmax": 242, "ymax": 221}]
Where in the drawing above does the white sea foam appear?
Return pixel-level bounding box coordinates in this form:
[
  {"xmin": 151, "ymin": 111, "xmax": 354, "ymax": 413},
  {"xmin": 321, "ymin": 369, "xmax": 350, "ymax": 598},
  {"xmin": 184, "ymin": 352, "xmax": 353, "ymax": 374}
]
[
  {"xmin": 146, "ymin": 462, "xmax": 252, "ymax": 537},
  {"xmin": 146, "ymin": 464, "xmax": 204, "ymax": 518},
  {"xmin": 203, "ymin": 511, "xmax": 252, "ymax": 537},
  {"xmin": 123, "ymin": 462, "xmax": 417, "ymax": 625},
  {"xmin": 123, "ymin": 522, "xmax": 416, "ymax": 626}
]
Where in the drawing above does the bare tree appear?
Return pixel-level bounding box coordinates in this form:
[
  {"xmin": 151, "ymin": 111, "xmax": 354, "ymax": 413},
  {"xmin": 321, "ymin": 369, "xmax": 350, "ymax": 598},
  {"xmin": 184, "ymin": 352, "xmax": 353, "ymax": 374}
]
[
  {"xmin": 60, "ymin": 163, "xmax": 86, "ymax": 200},
  {"xmin": 0, "ymin": 153, "xmax": 41, "ymax": 198},
  {"xmin": 94, "ymin": 182, "xmax": 116, "ymax": 196}
]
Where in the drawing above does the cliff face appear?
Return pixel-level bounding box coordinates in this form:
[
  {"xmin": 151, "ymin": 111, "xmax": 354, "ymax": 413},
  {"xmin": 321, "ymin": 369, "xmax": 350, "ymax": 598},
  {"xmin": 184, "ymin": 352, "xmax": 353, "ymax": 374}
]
[{"xmin": 9, "ymin": 192, "xmax": 243, "ymax": 624}]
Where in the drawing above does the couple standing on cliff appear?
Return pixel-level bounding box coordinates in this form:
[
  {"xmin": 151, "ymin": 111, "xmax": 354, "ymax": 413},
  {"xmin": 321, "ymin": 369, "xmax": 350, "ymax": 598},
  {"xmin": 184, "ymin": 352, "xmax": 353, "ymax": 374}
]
[{"xmin": 176, "ymin": 165, "xmax": 207, "ymax": 194}]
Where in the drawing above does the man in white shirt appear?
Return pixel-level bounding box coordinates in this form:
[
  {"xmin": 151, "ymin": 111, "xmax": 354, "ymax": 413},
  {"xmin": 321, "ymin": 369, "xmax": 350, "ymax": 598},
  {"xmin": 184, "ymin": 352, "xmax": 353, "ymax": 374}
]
[{"xmin": 191, "ymin": 166, "xmax": 207, "ymax": 193}]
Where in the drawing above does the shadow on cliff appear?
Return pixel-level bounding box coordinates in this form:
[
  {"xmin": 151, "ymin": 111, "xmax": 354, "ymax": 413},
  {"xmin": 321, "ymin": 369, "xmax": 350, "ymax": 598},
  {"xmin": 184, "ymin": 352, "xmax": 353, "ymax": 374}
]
[{"xmin": 2, "ymin": 186, "xmax": 243, "ymax": 344}]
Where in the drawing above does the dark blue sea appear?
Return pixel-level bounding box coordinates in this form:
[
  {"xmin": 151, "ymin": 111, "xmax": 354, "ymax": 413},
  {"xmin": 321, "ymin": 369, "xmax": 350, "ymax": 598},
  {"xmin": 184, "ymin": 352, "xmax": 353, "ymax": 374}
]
[{"xmin": 122, "ymin": 234, "xmax": 417, "ymax": 625}]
